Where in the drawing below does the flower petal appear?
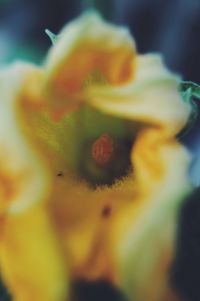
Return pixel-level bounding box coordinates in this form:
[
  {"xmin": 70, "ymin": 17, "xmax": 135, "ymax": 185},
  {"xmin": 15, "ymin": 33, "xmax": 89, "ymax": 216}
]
[
  {"xmin": 87, "ymin": 54, "xmax": 191, "ymax": 136},
  {"xmin": 109, "ymin": 128, "xmax": 191, "ymax": 301},
  {"xmin": 0, "ymin": 63, "xmax": 67, "ymax": 301},
  {"xmin": 43, "ymin": 12, "xmax": 136, "ymax": 118}
]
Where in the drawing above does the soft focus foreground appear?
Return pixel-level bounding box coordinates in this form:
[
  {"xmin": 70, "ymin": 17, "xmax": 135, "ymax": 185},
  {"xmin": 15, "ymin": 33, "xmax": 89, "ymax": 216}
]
[{"xmin": 0, "ymin": 12, "xmax": 192, "ymax": 301}]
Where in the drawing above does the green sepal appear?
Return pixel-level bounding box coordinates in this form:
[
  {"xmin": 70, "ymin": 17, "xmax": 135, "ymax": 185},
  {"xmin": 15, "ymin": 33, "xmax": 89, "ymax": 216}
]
[
  {"xmin": 180, "ymin": 81, "xmax": 200, "ymax": 99},
  {"xmin": 178, "ymin": 81, "xmax": 200, "ymax": 138},
  {"xmin": 45, "ymin": 29, "xmax": 58, "ymax": 45}
]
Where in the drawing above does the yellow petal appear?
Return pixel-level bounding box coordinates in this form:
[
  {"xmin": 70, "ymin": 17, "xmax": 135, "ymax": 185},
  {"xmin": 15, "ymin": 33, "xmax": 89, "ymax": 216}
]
[
  {"xmin": 87, "ymin": 54, "xmax": 191, "ymax": 136},
  {"xmin": 0, "ymin": 63, "xmax": 67, "ymax": 301},
  {"xmin": 109, "ymin": 128, "xmax": 191, "ymax": 301},
  {"xmin": 43, "ymin": 12, "xmax": 136, "ymax": 118},
  {"xmin": 0, "ymin": 205, "xmax": 68, "ymax": 301}
]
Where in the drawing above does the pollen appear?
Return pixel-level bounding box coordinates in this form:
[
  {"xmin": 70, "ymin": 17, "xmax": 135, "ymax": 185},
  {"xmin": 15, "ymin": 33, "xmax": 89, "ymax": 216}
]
[{"xmin": 92, "ymin": 134, "xmax": 114, "ymax": 165}]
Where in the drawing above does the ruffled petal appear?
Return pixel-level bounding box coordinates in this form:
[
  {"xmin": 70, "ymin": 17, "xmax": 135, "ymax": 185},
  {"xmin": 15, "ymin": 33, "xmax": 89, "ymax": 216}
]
[
  {"xmin": 109, "ymin": 127, "xmax": 191, "ymax": 301},
  {"xmin": 43, "ymin": 12, "xmax": 136, "ymax": 119},
  {"xmin": 86, "ymin": 54, "xmax": 191, "ymax": 136},
  {"xmin": 0, "ymin": 63, "xmax": 67, "ymax": 301}
]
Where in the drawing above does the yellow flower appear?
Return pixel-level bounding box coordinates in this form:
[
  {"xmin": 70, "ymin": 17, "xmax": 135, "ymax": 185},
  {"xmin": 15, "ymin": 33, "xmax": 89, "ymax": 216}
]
[{"xmin": 0, "ymin": 12, "xmax": 192, "ymax": 301}]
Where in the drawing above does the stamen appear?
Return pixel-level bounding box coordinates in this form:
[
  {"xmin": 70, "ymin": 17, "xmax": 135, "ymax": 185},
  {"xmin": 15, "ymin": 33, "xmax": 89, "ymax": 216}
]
[{"xmin": 92, "ymin": 134, "xmax": 114, "ymax": 165}]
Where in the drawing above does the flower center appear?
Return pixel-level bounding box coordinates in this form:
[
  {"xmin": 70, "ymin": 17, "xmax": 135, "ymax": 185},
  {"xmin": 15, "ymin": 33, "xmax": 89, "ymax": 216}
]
[{"xmin": 79, "ymin": 133, "xmax": 132, "ymax": 188}]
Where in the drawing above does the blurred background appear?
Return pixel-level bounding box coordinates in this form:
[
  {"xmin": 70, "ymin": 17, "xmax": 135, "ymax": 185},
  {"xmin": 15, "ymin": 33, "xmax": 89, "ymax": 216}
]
[{"xmin": 0, "ymin": 0, "xmax": 200, "ymax": 300}]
